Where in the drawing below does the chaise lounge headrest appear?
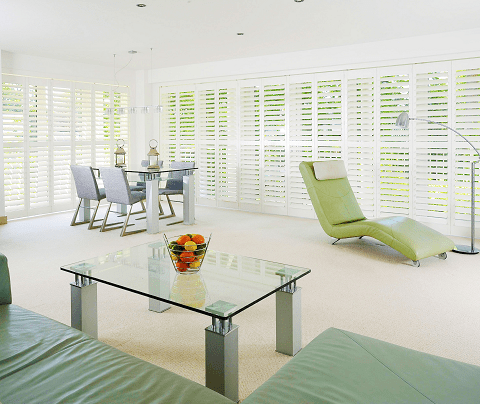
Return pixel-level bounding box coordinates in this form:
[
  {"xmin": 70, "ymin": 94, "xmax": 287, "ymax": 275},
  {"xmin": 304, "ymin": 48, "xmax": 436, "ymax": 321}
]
[{"xmin": 313, "ymin": 160, "xmax": 348, "ymax": 181}]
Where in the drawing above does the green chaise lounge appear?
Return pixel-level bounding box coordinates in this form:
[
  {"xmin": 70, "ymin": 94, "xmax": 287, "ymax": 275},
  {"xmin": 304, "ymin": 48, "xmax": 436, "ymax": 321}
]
[{"xmin": 300, "ymin": 160, "xmax": 455, "ymax": 266}]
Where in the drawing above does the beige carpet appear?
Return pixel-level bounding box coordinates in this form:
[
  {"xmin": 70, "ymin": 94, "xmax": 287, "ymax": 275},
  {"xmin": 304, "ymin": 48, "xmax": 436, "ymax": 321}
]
[{"xmin": 1, "ymin": 205, "xmax": 480, "ymax": 402}]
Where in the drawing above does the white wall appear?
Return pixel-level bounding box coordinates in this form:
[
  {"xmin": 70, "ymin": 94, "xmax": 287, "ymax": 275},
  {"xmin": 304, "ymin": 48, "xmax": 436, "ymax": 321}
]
[{"xmin": 150, "ymin": 27, "xmax": 480, "ymax": 85}]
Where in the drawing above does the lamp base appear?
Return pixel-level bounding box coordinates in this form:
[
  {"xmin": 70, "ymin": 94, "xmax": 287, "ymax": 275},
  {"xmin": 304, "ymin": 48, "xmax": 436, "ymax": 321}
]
[{"xmin": 452, "ymin": 245, "xmax": 480, "ymax": 254}]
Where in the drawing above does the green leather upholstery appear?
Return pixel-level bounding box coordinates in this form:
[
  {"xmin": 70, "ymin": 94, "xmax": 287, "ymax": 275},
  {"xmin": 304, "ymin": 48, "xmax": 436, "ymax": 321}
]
[
  {"xmin": 243, "ymin": 327, "xmax": 480, "ymax": 404},
  {"xmin": 0, "ymin": 253, "xmax": 234, "ymax": 404},
  {"xmin": 0, "ymin": 254, "xmax": 12, "ymax": 305},
  {"xmin": 300, "ymin": 161, "xmax": 455, "ymax": 261}
]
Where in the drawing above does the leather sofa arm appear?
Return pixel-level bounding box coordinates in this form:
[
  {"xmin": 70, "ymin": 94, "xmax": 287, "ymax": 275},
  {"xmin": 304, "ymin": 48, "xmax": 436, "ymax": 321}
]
[{"xmin": 0, "ymin": 253, "xmax": 12, "ymax": 305}]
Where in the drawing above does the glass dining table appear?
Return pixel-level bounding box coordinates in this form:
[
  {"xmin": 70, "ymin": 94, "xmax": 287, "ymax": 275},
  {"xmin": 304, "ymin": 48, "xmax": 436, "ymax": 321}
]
[{"xmin": 81, "ymin": 165, "xmax": 197, "ymax": 234}]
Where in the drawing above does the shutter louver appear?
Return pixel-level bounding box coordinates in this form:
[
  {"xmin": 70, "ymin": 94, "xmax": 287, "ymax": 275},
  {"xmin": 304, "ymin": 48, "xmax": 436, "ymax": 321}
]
[
  {"xmin": 95, "ymin": 89, "xmax": 112, "ymax": 167},
  {"xmin": 3, "ymin": 78, "xmax": 26, "ymax": 216},
  {"xmin": 239, "ymin": 81, "xmax": 261, "ymax": 211},
  {"xmin": 379, "ymin": 72, "xmax": 411, "ymax": 217},
  {"xmin": 454, "ymin": 66, "xmax": 480, "ymax": 227},
  {"xmin": 179, "ymin": 90, "xmax": 195, "ymax": 162},
  {"xmin": 113, "ymin": 91, "xmax": 129, "ymax": 158},
  {"xmin": 288, "ymin": 76, "xmax": 314, "ymax": 218},
  {"xmin": 414, "ymin": 67, "xmax": 450, "ymax": 224},
  {"xmin": 198, "ymin": 86, "xmax": 216, "ymax": 205},
  {"xmin": 317, "ymin": 76, "xmax": 343, "ymax": 160},
  {"xmin": 28, "ymin": 80, "xmax": 50, "ymax": 211},
  {"xmin": 218, "ymin": 84, "xmax": 238, "ymax": 208},
  {"xmin": 74, "ymin": 84, "xmax": 93, "ymax": 166},
  {"xmin": 263, "ymin": 80, "xmax": 287, "ymax": 214},
  {"xmin": 347, "ymin": 74, "xmax": 376, "ymax": 217},
  {"xmin": 160, "ymin": 90, "xmax": 177, "ymax": 162}
]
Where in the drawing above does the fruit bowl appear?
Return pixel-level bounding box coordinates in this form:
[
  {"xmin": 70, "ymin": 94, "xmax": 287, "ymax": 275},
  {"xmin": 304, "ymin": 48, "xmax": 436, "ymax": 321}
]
[{"xmin": 164, "ymin": 233, "xmax": 211, "ymax": 274}]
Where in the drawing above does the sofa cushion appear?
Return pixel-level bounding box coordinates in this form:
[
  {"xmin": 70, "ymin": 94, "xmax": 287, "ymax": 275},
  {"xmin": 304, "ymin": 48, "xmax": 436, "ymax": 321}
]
[
  {"xmin": 0, "ymin": 305, "xmax": 234, "ymax": 404},
  {"xmin": 242, "ymin": 327, "xmax": 480, "ymax": 404}
]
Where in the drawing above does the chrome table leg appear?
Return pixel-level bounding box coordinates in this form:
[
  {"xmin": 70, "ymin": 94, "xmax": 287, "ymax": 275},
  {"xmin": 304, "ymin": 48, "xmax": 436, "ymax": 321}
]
[
  {"xmin": 276, "ymin": 285, "xmax": 302, "ymax": 356},
  {"xmin": 71, "ymin": 275, "xmax": 98, "ymax": 339}
]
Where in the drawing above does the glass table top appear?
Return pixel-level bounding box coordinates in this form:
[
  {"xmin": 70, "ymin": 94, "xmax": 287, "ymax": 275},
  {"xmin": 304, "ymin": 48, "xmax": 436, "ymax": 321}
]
[{"xmin": 61, "ymin": 241, "xmax": 310, "ymax": 320}]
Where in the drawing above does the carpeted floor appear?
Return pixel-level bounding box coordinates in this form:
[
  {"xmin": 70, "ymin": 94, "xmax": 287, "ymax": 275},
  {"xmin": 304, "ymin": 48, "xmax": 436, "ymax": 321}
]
[{"xmin": 1, "ymin": 204, "xmax": 479, "ymax": 402}]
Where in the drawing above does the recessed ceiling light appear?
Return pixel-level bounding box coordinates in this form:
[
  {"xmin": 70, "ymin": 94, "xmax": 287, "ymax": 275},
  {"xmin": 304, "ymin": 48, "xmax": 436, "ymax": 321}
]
[
  {"xmin": 237, "ymin": 33, "xmax": 244, "ymax": 36},
  {"xmin": 128, "ymin": 50, "xmax": 138, "ymax": 54},
  {"xmin": 136, "ymin": 3, "xmax": 146, "ymax": 7},
  {"xmin": 294, "ymin": 0, "xmax": 304, "ymax": 2}
]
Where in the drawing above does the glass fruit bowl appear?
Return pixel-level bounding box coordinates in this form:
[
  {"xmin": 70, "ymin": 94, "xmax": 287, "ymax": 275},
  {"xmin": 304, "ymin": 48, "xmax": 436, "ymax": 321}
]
[{"xmin": 164, "ymin": 233, "xmax": 211, "ymax": 274}]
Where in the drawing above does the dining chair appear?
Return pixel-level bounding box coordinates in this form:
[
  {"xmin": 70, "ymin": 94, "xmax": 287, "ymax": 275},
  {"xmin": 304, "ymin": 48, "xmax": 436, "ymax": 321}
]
[
  {"xmin": 70, "ymin": 165, "xmax": 107, "ymax": 230},
  {"xmin": 99, "ymin": 167, "xmax": 147, "ymax": 236},
  {"xmin": 158, "ymin": 161, "xmax": 195, "ymax": 225}
]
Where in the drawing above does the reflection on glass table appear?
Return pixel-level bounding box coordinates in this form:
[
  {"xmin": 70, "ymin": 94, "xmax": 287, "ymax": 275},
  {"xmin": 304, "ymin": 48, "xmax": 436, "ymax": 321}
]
[{"xmin": 61, "ymin": 240, "xmax": 310, "ymax": 402}]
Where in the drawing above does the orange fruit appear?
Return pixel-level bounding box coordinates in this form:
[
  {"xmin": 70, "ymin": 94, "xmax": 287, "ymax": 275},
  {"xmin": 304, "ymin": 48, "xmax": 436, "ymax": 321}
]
[
  {"xmin": 180, "ymin": 251, "xmax": 195, "ymax": 262},
  {"xmin": 184, "ymin": 241, "xmax": 197, "ymax": 251},
  {"xmin": 192, "ymin": 234, "xmax": 205, "ymax": 244},
  {"xmin": 177, "ymin": 235, "xmax": 191, "ymax": 245},
  {"xmin": 176, "ymin": 262, "xmax": 188, "ymax": 271}
]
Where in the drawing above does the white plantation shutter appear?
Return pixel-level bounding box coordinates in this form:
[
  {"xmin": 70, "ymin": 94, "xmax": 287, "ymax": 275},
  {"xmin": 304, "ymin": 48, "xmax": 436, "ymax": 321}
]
[
  {"xmin": 239, "ymin": 80, "xmax": 262, "ymax": 212},
  {"xmin": 113, "ymin": 90, "xmax": 129, "ymax": 157},
  {"xmin": 197, "ymin": 85, "xmax": 216, "ymax": 205},
  {"xmin": 3, "ymin": 76, "xmax": 25, "ymax": 216},
  {"xmin": 94, "ymin": 87, "xmax": 112, "ymax": 167},
  {"xmin": 263, "ymin": 78, "xmax": 287, "ymax": 215},
  {"xmin": 159, "ymin": 89, "xmax": 177, "ymax": 163},
  {"xmin": 346, "ymin": 71, "xmax": 376, "ymax": 217},
  {"xmin": 52, "ymin": 81, "xmax": 73, "ymax": 206},
  {"xmin": 453, "ymin": 62, "xmax": 480, "ymax": 228},
  {"xmin": 179, "ymin": 90, "xmax": 196, "ymax": 162},
  {"xmin": 74, "ymin": 83, "xmax": 93, "ymax": 166},
  {"xmin": 413, "ymin": 63, "xmax": 450, "ymax": 226},
  {"xmin": 217, "ymin": 83, "xmax": 238, "ymax": 208},
  {"xmin": 28, "ymin": 78, "xmax": 50, "ymax": 213},
  {"xmin": 316, "ymin": 73, "xmax": 344, "ymax": 160},
  {"xmin": 378, "ymin": 68, "xmax": 411, "ymax": 217},
  {"xmin": 2, "ymin": 74, "xmax": 129, "ymax": 219},
  {"xmin": 288, "ymin": 75, "xmax": 314, "ymax": 218}
]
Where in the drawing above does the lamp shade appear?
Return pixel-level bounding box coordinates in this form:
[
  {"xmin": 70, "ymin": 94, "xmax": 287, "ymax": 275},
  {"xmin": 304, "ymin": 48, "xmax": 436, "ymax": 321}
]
[{"xmin": 396, "ymin": 112, "xmax": 410, "ymax": 129}]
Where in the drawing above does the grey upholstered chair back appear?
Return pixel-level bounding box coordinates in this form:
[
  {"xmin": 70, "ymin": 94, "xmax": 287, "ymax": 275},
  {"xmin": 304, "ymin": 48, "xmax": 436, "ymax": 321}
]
[
  {"xmin": 100, "ymin": 167, "xmax": 134, "ymax": 205},
  {"xmin": 167, "ymin": 161, "xmax": 195, "ymax": 191},
  {"xmin": 71, "ymin": 165, "xmax": 102, "ymax": 201}
]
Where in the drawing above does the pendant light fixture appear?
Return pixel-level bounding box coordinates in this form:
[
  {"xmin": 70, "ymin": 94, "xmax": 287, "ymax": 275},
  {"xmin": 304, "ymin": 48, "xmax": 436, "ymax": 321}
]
[{"xmin": 106, "ymin": 48, "xmax": 162, "ymax": 115}]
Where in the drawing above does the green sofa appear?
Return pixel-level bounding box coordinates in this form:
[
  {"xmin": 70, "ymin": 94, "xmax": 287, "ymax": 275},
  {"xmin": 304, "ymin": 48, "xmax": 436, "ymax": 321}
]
[
  {"xmin": 2, "ymin": 253, "xmax": 480, "ymax": 403},
  {"xmin": 300, "ymin": 161, "xmax": 455, "ymax": 266}
]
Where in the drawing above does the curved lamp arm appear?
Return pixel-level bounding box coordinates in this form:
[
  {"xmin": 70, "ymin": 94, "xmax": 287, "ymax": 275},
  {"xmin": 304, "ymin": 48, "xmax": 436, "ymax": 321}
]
[{"xmin": 396, "ymin": 112, "xmax": 480, "ymax": 161}]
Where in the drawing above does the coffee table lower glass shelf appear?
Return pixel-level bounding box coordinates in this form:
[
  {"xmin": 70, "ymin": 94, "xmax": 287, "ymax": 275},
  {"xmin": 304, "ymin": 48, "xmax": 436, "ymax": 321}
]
[{"xmin": 61, "ymin": 241, "xmax": 310, "ymax": 402}]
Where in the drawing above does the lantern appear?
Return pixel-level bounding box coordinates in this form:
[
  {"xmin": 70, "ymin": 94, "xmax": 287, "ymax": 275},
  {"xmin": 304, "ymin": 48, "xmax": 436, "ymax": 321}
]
[
  {"xmin": 114, "ymin": 139, "xmax": 126, "ymax": 167},
  {"xmin": 147, "ymin": 139, "xmax": 160, "ymax": 169}
]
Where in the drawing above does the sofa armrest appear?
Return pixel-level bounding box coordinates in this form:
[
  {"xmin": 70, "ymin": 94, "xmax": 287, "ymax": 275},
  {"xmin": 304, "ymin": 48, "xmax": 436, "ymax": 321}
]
[{"xmin": 0, "ymin": 253, "xmax": 12, "ymax": 305}]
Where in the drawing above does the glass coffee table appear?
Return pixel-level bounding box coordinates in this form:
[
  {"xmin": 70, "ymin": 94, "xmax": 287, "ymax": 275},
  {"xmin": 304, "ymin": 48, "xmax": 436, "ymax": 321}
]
[{"xmin": 61, "ymin": 240, "xmax": 310, "ymax": 402}]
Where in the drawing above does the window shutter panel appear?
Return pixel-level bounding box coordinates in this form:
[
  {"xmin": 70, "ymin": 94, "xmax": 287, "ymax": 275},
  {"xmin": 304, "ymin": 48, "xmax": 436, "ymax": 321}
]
[
  {"xmin": 113, "ymin": 90, "xmax": 129, "ymax": 160},
  {"xmin": 414, "ymin": 64, "xmax": 450, "ymax": 225},
  {"xmin": 28, "ymin": 78, "xmax": 50, "ymax": 212},
  {"xmin": 218, "ymin": 83, "xmax": 238, "ymax": 208},
  {"xmin": 378, "ymin": 69, "xmax": 411, "ymax": 217},
  {"xmin": 239, "ymin": 80, "xmax": 262, "ymax": 212},
  {"xmin": 179, "ymin": 90, "xmax": 195, "ymax": 162},
  {"xmin": 346, "ymin": 72, "xmax": 376, "ymax": 217},
  {"xmin": 94, "ymin": 88, "xmax": 112, "ymax": 167},
  {"xmin": 454, "ymin": 64, "xmax": 480, "ymax": 227},
  {"xmin": 263, "ymin": 78, "xmax": 287, "ymax": 215},
  {"xmin": 74, "ymin": 83, "xmax": 93, "ymax": 166},
  {"xmin": 316, "ymin": 73, "xmax": 343, "ymax": 160},
  {"xmin": 288, "ymin": 75, "xmax": 314, "ymax": 218},
  {"xmin": 3, "ymin": 76, "xmax": 26, "ymax": 216},
  {"xmin": 197, "ymin": 85, "xmax": 216, "ymax": 205},
  {"xmin": 160, "ymin": 89, "xmax": 177, "ymax": 162}
]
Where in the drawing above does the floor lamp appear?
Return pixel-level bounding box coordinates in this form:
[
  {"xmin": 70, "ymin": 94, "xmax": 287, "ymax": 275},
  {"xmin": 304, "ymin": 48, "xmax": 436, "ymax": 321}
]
[{"xmin": 396, "ymin": 112, "xmax": 479, "ymax": 254}]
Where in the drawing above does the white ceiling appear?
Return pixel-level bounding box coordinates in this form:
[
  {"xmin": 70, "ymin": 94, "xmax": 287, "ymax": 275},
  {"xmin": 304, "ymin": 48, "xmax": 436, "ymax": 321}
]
[{"xmin": 1, "ymin": 0, "xmax": 480, "ymax": 71}]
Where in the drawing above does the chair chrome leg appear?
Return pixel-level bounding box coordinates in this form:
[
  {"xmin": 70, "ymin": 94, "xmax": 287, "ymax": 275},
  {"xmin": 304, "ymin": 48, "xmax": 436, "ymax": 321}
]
[
  {"xmin": 437, "ymin": 252, "xmax": 447, "ymax": 260},
  {"xmin": 412, "ymin": 260, "xmax": 420, "ymax": 267},
  {"xmin": 332, "ymin": 238, "xmax": 341, "ymax": 245},
  {"xmin": 71, "ymin": 199, "xmax": 90, "ymax": 226},
  {"xmin": 166, "ymin": 195, "xmax": 175, "ymax": 216},
  {"xmin": 100, "ymin": 203, "xmax": 112, "ymax": 232},
  {"xmin": 120, "ymin": 205, "xmax": 134, "ymax": 237},
  {"xmin": 88, "ymin": 200, "xmax": 101, "ymax": 230}
]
